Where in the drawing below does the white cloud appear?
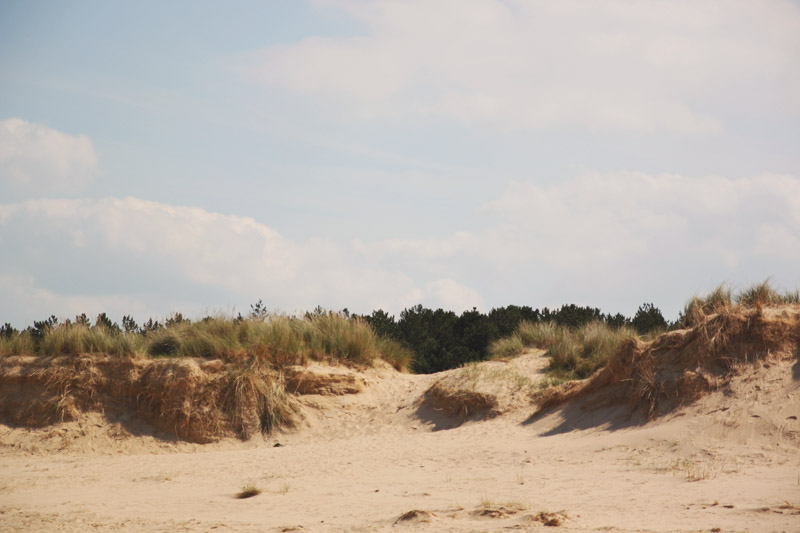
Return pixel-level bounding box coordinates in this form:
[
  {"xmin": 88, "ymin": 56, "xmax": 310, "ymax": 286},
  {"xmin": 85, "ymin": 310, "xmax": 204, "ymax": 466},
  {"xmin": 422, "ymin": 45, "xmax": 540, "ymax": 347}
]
[
  {"xmin": 0, "ymin": 118, "xmax": 98, "ymax": 197},
  {"xmin": 360, "ymin": 172, "xmax": 800, "ymax": 316},
  {"xmin": 1, "ymin": 173, "xmax": 798, "ymax": 325},
  {"xmin": 0, "ymin": 197, "xmax": 484, "ymax": 325},
  {"xmin": 247, "ymin": 0, "xmax": 800, "ymax": 133}
]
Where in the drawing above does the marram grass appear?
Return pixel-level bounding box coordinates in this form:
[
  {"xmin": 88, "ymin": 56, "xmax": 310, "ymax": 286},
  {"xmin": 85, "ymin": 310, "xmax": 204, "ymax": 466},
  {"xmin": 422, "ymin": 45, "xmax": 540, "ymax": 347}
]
[{"xmin": 0, "ymin": 312, "xmax": 413, "ymax": 372}]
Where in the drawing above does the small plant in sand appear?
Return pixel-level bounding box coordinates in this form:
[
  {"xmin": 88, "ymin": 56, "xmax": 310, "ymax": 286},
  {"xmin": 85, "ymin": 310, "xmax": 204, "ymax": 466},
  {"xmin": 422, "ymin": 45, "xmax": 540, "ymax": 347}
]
[{"xmin": 236, "ymin": 483, "xmax": 262, "ymax": 499}]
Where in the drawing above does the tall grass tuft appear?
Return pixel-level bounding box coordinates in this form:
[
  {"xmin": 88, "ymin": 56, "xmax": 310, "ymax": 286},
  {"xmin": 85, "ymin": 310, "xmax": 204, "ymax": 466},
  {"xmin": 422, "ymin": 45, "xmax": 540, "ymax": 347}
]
[
  {"xmin": 679, "ymin": 280, "xmax": 799, "ymax": 328},
  {"xmin": 38, "ymin": 323, "xmax": 142, "ymax": 356},
  {"xmin": 736, "ymin": 279, "xmax": 800, "ymax": 307},
  {"xmin": 679, "ymin": 283, "xmax": 733, "ymax": 327},
  {"xmin": 489, "ymin": 321, "xmax": 566, "ymax": 359},
  {"xmin": 0, "ymin": 329, "xmax": 36, "ymax": 356},
  {"xmin": 517, "ymin": 321, "xmax": 565, "ymax": 349},
  {"xmin": 489, "ymin": 334, "xmax": 525, "ymax": 360},
  {"xmin": 490, "ymin": 319, "xmax": 637, "ymax": 380},
  {"xmin": 304, "ymin": 313, "xmax": 377, "ymax": 365},
  {"xmin": 138, "ymin": 312, "xmax": 411, "ymax": 371}
]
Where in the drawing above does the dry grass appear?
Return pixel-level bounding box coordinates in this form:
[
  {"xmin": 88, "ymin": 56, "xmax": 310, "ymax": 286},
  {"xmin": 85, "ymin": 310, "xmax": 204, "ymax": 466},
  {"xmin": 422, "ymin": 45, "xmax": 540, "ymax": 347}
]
[
  {"xmin": 544, "ymin": 321, "xmax": 637, "ymax": 379},
  {"xmin": 1, "ymin": 312, "xmax": 412, "ymax": 372},
  {"xmin": 679, "ymin": 280, "xmax": 799, "ymax": 328},
  {"xmin": 536, "ymin": 300, "xmax": 800, "ymax": 418},
  {"xmin": 0, "ymin": 330, "xmax": 36, "ymax": 356},
  {"xmin": 0, "ymin": 310, "xmax": 412, "ymax": 442},
  {"xmin": 490, "ymin": 320, "xmax": 636, "ymax": 381},
  {"xmin": 0, "ymin": 353, "xmax": 299, "ymax": 442},
  {"xmin": 489, "ymin": 321, "xmax": 566, "ymax": 359}
]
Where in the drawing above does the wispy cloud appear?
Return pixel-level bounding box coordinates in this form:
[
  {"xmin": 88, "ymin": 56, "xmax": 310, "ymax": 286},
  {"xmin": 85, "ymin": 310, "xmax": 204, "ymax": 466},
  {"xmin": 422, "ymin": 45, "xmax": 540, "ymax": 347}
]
[{"xmin": 246, "ymin": 0, "xmax": 800, "ymax": 133}]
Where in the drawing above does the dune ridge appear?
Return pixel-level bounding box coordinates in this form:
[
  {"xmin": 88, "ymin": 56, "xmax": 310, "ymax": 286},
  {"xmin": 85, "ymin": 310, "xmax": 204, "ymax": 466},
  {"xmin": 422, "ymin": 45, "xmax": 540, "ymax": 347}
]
[{"xmin": 1, "ymin": 305, "xmax": 799, "ymax": 531}]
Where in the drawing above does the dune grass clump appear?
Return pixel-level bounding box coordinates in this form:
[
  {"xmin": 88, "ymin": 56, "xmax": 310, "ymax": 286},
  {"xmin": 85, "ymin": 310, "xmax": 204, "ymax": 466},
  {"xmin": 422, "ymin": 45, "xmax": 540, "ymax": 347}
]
[
  {"xmin": 0, "ymin": 329, "xmax": 36, "ymax": 356},
  {"xmin": 489, "ymin": 321, "xmax": 566, "ymax": 359},
  {"xmin": 536, "ymin": 283, "xmax": 800, "ymax": 418},
  {"xmin": 679, "ymin": 284, "xmax": 735, "ymax": 328},
  {"xmin": 736, "ymin": 280, "xmax": 800, "ymax": 307},
  {"xmin": 516, "ymin": 320, "xmax": 565, "ymax": 349},
  {"xmin": 39, "ymin": 323, "xmax": 143, "ymax": 356},
  {"xmin": 137, "ymin": 312, "xmax": 412, "ymax": 371},
  {"xmin": 547, "ymin": 321, "xmax": 637, "ymax": 379},
  {"xmin": 488, "ymin": 335, "xmax": 525, "ymax": 360},
  {"xmin": 220, "ymin": 365, "xmax": 293, "ymax": 438},
  {"xmin": 678, "ymin": 280, "xmax": 800, "ymax": 328},
  {"xmin": 489, "ymin": 319, "xmax": 635, "ymax": 380}
]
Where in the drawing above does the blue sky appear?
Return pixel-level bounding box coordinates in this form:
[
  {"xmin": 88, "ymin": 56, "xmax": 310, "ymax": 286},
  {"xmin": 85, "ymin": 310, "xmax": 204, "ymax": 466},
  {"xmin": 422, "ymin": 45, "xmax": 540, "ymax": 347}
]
[{"xmin": 2, "ymin": 0, "xmax": 800, "ymax": 327}]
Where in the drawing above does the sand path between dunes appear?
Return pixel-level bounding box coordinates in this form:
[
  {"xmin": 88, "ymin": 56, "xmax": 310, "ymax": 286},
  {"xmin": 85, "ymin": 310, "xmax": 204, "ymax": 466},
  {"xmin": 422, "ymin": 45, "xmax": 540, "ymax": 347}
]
[{"xmin": 1, "ymin": 352, "xmax": 799, "ymax": 532}]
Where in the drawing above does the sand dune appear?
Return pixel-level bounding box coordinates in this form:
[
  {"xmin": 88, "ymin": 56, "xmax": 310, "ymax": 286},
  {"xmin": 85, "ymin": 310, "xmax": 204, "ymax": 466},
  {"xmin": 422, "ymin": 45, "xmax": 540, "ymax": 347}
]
[{"xmin": 2, "ymin": 313, "xmax": 800, "ymax": 532}]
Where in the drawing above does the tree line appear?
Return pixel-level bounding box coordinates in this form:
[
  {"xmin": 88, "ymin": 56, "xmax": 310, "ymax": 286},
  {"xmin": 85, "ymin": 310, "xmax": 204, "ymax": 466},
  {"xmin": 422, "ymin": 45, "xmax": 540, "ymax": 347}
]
[{"xmin": 354, "ymin": 302, "xmax": 666, "ymax": 373}]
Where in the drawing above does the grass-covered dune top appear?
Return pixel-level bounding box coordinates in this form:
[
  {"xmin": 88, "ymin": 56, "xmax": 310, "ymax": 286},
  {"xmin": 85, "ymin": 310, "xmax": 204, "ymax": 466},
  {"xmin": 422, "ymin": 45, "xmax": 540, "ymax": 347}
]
[
  {"xmin": 490, "ymin": 281, "xmax": 800, "ymax": 385},
  {"xmin": 0, "ymin": 311, "xmax": 413, "ymax": 371},
  {"xmin": 0, "ymin": 312, "xmax": 412, "ymax": 443},
  {"xmin": 530, "ymin": 283, "xmax": 800, "ymax": 419}
]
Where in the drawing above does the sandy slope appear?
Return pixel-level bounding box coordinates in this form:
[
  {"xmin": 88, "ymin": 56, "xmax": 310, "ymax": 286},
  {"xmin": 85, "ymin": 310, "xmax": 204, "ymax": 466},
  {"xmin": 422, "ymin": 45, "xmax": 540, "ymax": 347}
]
[{"xmin": 1, "ymin": 351, "xmax": 799, "ymax": 532}]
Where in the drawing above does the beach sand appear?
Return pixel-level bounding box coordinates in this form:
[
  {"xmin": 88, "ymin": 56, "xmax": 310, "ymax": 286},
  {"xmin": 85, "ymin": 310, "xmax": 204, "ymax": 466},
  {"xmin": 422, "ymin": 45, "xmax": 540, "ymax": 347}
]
[{"xmin": 1, "ymin": 351, "xmax": 799, "ymax": 532}]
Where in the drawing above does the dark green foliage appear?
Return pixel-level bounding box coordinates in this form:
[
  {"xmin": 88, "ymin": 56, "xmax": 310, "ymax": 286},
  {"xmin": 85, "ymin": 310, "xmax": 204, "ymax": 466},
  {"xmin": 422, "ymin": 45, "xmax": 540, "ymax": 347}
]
[
  {"xmin": 605, "ymin": 313, "xmax": 629, "ymax": 329},
  {"xmin": 356, "ymin": 302, "xmax": 650, "ymax": 374},
  {"xmin": 541, "ymin": 304, "xmax": 604, "ymax": 328},
  {"xmin": 1, "ymin": 323, "xmax": 18, "ymax": 339},
  {"xmin": 363, "ymin": 309, "xmax": 401, "ymax": 339},
  {"xmin": 28, "ymin": 315, "xmax": 58, "ymax": 346},
  {"xmin": 141, "ymin": 318, "xmax": 163, "ymax": 334},
  {"xmin": 122, "ymin": 315, "xmax": 139, "ymax": 334},
  {"xmin": 249, "ymin": 300, "xmax": 269, "ymax": 320},
  {"xmin": 95, "ymin": 312, "xmax": 121, "ymax": 333},
  {"xmin": 486, "ymin": 305, "xmax": 540, "ymax": 337},
  {"xmin": 165, "ymin": 313, "xmax": 188, "ymax": 327},
  {"xmin": 631, "ymin": 303, "xmax": 668, "ymax": 334}
]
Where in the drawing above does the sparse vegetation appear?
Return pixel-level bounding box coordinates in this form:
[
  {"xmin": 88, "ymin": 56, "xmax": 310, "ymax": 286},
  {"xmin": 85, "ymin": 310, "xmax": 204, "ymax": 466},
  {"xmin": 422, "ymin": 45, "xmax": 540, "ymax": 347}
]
[
  {"xmin": 535, "ymin": 280, "xmax": 800, "ymax": 418},
  {"xmin": 236, "ymin": 484, "xmax": 262, "ymax": 499},
  {"xmin": 677, "ymin": 280, "xmax": 799, "ymax": 328},
  {"xmin": 490, "ymin": 320, "xmax": 637, "ymax": 380},
  {"xmin": 0, "ymin": 311, "xmax": 411, "ymax": 372}
]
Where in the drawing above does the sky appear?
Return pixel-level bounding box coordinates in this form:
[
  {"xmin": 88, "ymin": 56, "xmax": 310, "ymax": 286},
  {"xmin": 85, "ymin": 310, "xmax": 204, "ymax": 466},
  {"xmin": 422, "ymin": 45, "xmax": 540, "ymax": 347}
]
[{"xmin": 1, "ymin": 0, "xmax": 800, "ymax": 327}]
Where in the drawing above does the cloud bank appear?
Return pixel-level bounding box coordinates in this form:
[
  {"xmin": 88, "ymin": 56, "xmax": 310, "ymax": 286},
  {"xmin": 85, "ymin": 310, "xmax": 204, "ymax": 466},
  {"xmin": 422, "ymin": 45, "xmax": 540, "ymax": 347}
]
[
  {"xmin": 0, "ymin": 197, "xmax": 483, "ymax": 325},
  {"xmin": 2, "ymin": 171, "xmax": 798, "ymax": 325}
]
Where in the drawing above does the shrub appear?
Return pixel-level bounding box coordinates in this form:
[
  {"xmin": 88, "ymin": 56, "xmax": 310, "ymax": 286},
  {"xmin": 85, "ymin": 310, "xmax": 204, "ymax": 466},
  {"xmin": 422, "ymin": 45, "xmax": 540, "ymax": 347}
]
[{"xmin": 630, "ymin": 303, "xmax": 668, "ymax": 334}]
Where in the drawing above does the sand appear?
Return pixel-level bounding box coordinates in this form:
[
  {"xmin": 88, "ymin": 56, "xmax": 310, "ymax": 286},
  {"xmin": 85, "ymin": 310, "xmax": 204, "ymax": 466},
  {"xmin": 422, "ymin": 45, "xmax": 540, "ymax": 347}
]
[{"xmin": 1, "ymin": 351, "xmax": 799, "ymax": 532}]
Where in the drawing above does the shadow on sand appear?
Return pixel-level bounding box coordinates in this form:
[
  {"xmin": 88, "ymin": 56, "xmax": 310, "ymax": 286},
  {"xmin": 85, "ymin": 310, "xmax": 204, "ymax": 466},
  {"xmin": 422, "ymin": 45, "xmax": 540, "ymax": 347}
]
[{"xmin": 523, "ymin": 399, "xmax": 647, "ymax": 437}]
